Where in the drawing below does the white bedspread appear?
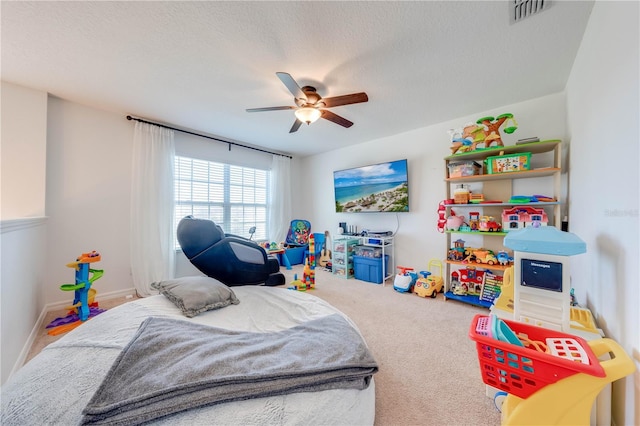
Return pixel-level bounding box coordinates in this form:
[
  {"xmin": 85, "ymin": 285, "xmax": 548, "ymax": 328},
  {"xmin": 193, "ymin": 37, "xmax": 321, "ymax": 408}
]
[{"xmin": 1, "ymin": 286, "xmax": 375, "ymax": 425}]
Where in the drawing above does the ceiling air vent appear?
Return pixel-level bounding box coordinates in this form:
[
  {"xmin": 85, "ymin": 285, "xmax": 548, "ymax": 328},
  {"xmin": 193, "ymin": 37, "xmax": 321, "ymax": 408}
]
[{"xmin": 510, "ymin": 0, "xmax": 552, "ymax": 24}]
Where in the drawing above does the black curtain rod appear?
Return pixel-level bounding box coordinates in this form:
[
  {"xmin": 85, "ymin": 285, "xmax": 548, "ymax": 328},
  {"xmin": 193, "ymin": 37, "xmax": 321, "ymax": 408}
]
[{"xmin": 126, "ymin": 115, "xmax": 292, "ymax": 159}]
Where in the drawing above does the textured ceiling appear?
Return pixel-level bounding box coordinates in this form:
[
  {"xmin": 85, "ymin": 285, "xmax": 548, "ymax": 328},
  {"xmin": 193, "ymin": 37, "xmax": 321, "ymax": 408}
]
[{"xmin": 1, "ymin": 1, "xmax": 594, "ymax": 157}]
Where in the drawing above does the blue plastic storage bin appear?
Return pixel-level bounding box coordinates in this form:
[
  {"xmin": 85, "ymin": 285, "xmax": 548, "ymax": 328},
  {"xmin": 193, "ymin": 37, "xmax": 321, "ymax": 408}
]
[
  {"xmin": 284, "ymin": 246, "xmax": 307, "ymax": 265},
  {"xmin": 354, "ymin": 255, "xmax": 389, "ymax": 284}
]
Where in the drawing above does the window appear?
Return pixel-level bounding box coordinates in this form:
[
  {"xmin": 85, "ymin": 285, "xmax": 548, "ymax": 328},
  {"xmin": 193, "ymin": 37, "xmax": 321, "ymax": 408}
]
[{"xmin": 174, "ymin": 156, "xmax": 269, "ymax": 247}]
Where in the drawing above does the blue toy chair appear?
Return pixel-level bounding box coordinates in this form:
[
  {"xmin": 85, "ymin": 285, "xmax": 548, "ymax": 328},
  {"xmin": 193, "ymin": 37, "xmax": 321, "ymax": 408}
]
[{"xmin": 284, "ymin": 219, "xmax": 311, "ymax": 265}]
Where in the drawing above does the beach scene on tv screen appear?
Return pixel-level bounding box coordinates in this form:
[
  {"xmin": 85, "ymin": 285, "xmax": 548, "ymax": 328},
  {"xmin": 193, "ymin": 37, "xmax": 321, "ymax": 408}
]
[{"xmin": 334, "ymin": 160, "xmax": 409, "ymax": 213}]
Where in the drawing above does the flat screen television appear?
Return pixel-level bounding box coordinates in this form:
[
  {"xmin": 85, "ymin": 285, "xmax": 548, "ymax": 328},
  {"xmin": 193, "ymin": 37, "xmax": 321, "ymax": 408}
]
[
  {"xmin": 334, "ymin": 159, "xmax": 409, "ymax": 213},
  {"xmin": 520, "ymin": 258, "xmax": 563, "ymax": 292}
]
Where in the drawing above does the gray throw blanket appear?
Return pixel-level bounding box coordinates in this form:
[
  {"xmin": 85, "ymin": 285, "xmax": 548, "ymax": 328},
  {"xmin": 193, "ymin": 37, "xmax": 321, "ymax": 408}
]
[{"xmin": 81, "ymin": 314, "xmax": 378, "ymax": 425}]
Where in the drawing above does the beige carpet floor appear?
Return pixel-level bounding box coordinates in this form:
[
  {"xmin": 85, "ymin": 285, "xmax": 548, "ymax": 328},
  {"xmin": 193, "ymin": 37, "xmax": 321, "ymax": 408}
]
[
  {"xmin": 27, "ymin": 265, "xmax": 501, "ymax": 425},
  {"xmin": 281, "ymin": 265, "xmax": 500, "ymax": 425}
]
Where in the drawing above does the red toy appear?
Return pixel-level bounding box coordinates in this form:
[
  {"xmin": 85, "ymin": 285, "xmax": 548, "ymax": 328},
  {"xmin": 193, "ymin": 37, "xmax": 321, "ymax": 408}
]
[
  {"xmin": 478, "ymin": 215, "xmax": 502, "ymax": 232},
  {"xmin": 451, "ymin": 267, "xmax": 486, "ymax": 296}
]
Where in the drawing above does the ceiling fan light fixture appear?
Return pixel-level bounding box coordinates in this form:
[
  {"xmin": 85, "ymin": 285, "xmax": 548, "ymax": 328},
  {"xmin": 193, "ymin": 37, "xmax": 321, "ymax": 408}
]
[{"xmin": 295, "ymin": 107, "xmax": 321, "ymax": 125}]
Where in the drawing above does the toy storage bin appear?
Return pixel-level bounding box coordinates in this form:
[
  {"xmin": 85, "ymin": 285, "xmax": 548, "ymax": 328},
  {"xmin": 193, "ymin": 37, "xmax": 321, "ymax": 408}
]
[
  {"xmin": 354, "ymin": 245, "xmax": 382, "ymax": 258},
  {"xmin": 485, "ymin": 152, "xmax": 531, "ymax": 174},
  {"xmin": 334, "ymin": 240, "xmax": 357, "ymax": 254},
  {"xmin": 447, "ymin": 161, "xmax": 482, "ymax": 178},
  {"xmin": 354, "ymin": 255, "xmax": 389, "ymax": 284},
  {"xmin": 468, "ymin": 314, "xmax": 605, "ymax": 399},
  {"xmin": 284, "ymin": 246, "xmax": 307, "ymax": 265}
]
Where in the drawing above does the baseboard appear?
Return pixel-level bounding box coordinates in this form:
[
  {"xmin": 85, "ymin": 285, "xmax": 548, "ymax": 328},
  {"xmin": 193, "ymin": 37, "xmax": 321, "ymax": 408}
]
[
  {"xmin": 11, "ymin": 287, "xmax": 137, "ymax": 378},
  {"xmin": 8, "ymin": 305, "xmax": 51, "ymax": 381},
  {"xmin": 45, "ymin": 287, "xmax": 137, "ymax": 311}
]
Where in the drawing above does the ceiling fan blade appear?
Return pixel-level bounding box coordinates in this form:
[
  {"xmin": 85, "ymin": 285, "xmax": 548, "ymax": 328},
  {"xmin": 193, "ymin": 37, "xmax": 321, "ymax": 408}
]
[
  {"xmin": 246, "ymin": 106, "xmax": 296, "ymax": 112},
  {"xmin": 276, "ymin": 72, "xmax": 306, "ymax": 101},
  {"xmin": 321, "ymin": 110, "xmax": 354, "ymax": 128},
  {"xmin": 321, "ymin": 92, "xmax": 368, "ymax": 108},
  {"xmin": 289, "ymin": 119, "xmax": 303, "ymax": 133}
]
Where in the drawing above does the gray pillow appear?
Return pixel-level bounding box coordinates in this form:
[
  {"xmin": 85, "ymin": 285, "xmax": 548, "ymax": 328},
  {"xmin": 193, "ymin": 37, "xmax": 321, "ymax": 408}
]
[{"xmin": 151, "ymin": 276, "xmax": 240, "ymax": 317}]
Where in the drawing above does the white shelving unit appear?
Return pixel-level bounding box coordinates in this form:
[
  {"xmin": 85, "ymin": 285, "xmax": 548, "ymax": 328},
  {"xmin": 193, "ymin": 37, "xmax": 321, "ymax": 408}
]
[
  {"xmin": 332, "ymin": 235, "xmax": 395, "ymax": 283},
  {"xmin": 357, "ymin": 235, "xmax": 395, "ymax": 284}
]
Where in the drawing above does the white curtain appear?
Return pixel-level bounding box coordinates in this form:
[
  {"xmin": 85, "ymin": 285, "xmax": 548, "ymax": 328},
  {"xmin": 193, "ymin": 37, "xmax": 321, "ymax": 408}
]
[
  {"xmin": 130, "ymin": 122, "xmax": 175, "ymax": 297},
  {"xmin": 268, "ymin": 155, "xmax": 292, "ymax": 243}
]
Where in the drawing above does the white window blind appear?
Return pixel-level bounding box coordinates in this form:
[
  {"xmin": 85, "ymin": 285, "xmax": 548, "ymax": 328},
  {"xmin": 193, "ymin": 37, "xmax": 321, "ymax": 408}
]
[{"xmin": 174, "ymin": 156, "xmax": 269, "ymax": 247}]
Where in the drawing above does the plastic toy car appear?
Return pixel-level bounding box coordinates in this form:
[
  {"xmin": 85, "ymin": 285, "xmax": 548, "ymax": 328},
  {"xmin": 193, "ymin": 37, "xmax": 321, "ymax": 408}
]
[
  {"xmin": 413, "ymin": 260, "xmax": 444, "ymax": 298},
  {"xmin": 394, "ymin": 266, "xmax": 417, "ymax": 293},
  {"xmin": 479, "ymin": 216, "xmax": 502, "ymax": 232},
  {"xmin": 474, "ymin": 249, "xmax": 498, "ymax": 265},
  {"xmin": 496, "ymin": 250, "xmax": 513, "ymax": 265}
]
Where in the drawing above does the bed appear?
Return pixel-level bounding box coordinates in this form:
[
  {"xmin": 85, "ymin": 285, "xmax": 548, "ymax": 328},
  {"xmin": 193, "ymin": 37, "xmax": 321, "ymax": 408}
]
[{"xmin": 1, "ymin": 278, "xmax": 377, "ymax": 425}]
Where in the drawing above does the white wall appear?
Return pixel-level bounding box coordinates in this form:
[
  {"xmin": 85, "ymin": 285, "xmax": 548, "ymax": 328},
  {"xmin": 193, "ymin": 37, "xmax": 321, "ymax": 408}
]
[
  {"xmin": 297, "ymin": 93, "xmax": 567, "ymax": 270},
  {"xmin": 1, "ymin": 82, "xmax": 48, "ymax": 219},
  {"xmin": 0, "ymin": 82, "xmax": 48, "ymax": 384},
  {"xmin": 44, "ymin": 97, "xmax": 136, "ymax": 304},
  {"xmin": 0, "ymin": 220, "xmax": 48, "ymax": 384},
  {"xmin": 565, "ymin": 1, "xmax": 639, "ymax": 424}
]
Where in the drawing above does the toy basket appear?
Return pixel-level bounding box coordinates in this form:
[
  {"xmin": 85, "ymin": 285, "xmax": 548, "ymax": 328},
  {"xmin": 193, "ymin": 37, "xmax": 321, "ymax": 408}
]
[{"xmin": 468, "ymin": 314, "xmax": 605, "ymax": 399}]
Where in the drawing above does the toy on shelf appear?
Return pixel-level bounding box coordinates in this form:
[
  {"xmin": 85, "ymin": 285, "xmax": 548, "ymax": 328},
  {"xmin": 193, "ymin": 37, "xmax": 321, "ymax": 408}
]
[
  {"xmin": 508, "ymin": 195, "xmax": 535, "ymax": 203},
  {"xmin": 479, "ymin": 272, "xmax": 503, "ymax": 304},
  {"xmin": 533, "ymin": 194, "xmax": 557, "ymax": 202},
  {"xmin": 47, "ymin": 251, "xmax": 105, "ymax": 335},
  {"xmin": 448, "ymin": 122, "xmax": 487, "ymax": 155},
  {"xmin": 478, "ymin": 215, "xmax": 502, "ymax": 232},
  {"xmin": 486, "ymin": 152, "xmax": 530, "ymax": 174},
  {"xmin": 453, "ymin": 184, "xmax": 470, "ymax": 204},
  {"xmin": 393, "ymin": 266, "xmax": 417, "ymax": 293},
  {"xmin": 469, "ymin": 193, "xmax": 484, "ymax": 204},
  {"xmin": 469, "ymin": 212, "xmax": 480, "ymax": 230},
  {"xmin": 475, "ymin": 113, "xmax": 517, "ymax": 149},
  {"xmin": 414, "ymin": 259, "xmax": 444, "ymax": 298},
  {"xmin": 436, "ymin": 201, "xmax": 448, "ymax": 233},
  {"xmin": 447, "ymin": 239, "xmax": 466, "ymax": 261},
  {"xmin": 445, "ymin": 213, "xmax": 465, "ymax": 231},
  {"xmin": 496, "ymin": 250, "xmax": 514, "ymax": 266},
  {"xmin": 449, "ymin": 113, "xmax": 517, "ymax": 154},
  {"xmin": 448, "ymin": 127, "xmax": 474, "ymax": 155},
  {"xmin": 462, "ymin": 246, "xmax": 480, "ymax": 263},
  {"xmin": 502, "ymin": 206, "xmax": 548, "ymax": 231},
  {"xmin": 451, "ymin": 266, "xmax": 485, "ymax": 296},
  {"xmin": 473, "ymin": 249, "xmax": 498, "ymax": 266}
]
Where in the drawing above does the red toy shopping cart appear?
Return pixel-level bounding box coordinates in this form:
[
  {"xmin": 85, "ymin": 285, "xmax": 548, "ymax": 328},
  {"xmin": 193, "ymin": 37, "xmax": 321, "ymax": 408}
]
[{"xmin": 469, "ymin": 314, "xmax": 635, "ymax": 425}]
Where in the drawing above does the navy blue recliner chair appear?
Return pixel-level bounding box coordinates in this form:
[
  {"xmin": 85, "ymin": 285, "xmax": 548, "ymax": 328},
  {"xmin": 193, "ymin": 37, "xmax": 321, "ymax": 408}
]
[{"xmin": 177, "ymin": 216, "xmax": 285, "ymax": 287}]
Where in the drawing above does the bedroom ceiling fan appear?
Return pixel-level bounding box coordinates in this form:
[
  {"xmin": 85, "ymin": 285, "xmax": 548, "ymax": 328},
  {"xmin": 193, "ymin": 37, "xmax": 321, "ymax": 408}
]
[{"xmin": 246, "ymin": 72, "xmax": 368, "ymax": 133}]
